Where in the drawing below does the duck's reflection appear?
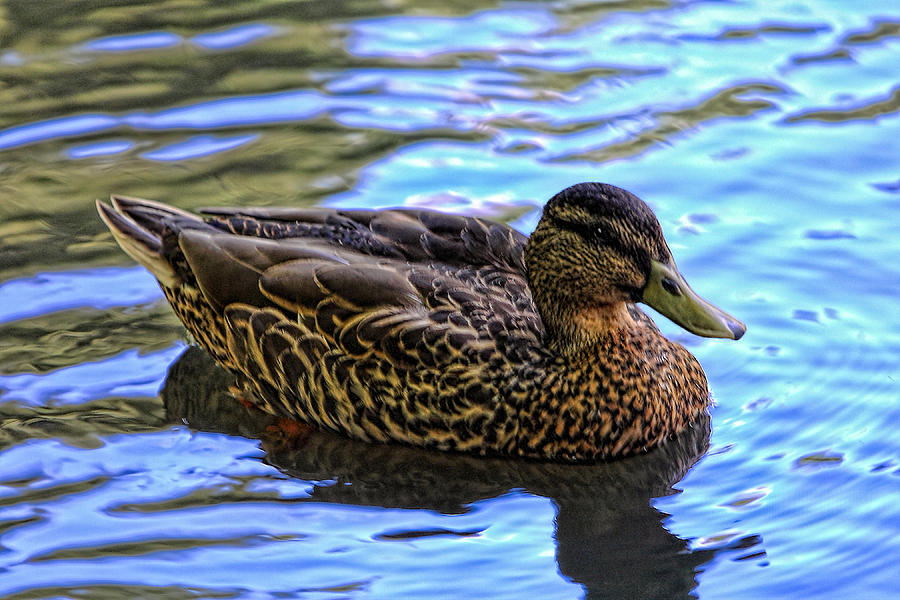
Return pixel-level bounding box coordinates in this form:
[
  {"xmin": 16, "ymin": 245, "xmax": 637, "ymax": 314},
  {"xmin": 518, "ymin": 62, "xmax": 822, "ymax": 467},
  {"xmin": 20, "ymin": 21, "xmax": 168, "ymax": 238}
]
[{"xmin": 163, "ymin": 347, "xmax": 714, "ymax": 599}]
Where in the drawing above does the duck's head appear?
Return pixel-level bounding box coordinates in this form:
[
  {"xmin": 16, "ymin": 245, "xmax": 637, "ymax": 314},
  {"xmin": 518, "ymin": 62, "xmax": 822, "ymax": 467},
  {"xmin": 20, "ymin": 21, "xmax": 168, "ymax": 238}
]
[{"xmin": 524, "ymin": 182, "xmax": 745, "ymax": 354}]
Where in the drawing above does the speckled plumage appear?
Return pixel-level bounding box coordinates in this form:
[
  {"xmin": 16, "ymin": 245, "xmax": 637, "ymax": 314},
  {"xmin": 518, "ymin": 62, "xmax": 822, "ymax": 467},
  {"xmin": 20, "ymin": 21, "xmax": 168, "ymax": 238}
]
[{"xmin": 98, "ymin": 182, "xmax": 740, "ymax": 461}]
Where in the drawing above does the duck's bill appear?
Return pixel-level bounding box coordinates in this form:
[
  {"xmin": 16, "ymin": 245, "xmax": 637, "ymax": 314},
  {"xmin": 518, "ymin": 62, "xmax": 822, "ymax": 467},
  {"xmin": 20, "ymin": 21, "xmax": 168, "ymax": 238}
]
[{"xmin": 642, "ymin": 259, "xmax": 746, "ymax": 340}]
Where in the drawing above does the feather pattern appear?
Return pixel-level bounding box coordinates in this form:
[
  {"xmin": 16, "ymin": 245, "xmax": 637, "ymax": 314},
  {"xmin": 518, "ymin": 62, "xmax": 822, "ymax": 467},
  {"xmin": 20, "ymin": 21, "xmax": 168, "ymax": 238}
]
[{"xmin": 97, "ymin": 183, "xmax": 742, "ymax": 461}]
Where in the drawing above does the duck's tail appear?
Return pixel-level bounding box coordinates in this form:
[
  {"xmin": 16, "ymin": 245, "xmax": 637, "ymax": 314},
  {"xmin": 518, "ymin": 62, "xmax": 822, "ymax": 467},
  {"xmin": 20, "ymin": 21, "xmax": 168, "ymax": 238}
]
[{"xmin": 96, "ymin": 195, "xmax": 202, "ymax": 286}]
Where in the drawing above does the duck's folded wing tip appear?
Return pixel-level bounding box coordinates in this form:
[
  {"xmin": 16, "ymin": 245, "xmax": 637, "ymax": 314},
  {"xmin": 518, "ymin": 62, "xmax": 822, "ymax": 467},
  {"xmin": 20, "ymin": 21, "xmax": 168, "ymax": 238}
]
[{"xmin": 96, "ymin": 196, "xmax": 178, "ymax": 284}]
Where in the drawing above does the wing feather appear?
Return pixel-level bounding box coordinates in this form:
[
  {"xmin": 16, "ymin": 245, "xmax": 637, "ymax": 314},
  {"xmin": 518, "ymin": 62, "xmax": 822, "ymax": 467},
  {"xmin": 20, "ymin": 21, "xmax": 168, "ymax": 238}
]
[
  {"xmin": 102, "ymin": 196, "xmax": 544, "ymax": 436},
  {"xmin": 198, "ymin": 205, "xmax": 528, "ymax": 274}
]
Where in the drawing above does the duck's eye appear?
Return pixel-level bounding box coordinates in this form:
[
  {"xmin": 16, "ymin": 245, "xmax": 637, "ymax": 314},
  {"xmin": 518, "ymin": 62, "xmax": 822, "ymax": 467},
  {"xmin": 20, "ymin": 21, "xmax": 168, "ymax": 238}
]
[
  {"xmin": 591, "ymin": 225, "xmax": 610, "ymax": 243},
  {"xmin": 661, "ymin": 277, "xmax": 681, "ymax": 296}
]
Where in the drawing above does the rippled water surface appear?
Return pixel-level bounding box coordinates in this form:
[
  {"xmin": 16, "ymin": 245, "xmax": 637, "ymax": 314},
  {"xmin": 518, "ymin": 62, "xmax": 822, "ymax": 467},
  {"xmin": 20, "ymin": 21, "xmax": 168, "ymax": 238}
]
[{"xmin": 1, "ymin": 1, "xmax": 899, "ymax": 598}]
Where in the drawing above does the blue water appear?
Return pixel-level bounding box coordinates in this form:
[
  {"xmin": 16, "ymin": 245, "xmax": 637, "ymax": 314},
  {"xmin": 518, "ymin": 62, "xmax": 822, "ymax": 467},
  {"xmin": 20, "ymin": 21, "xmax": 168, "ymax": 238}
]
[{"xmin": 1, "ymin": 1, "xmax": 899, "ymax": 598}]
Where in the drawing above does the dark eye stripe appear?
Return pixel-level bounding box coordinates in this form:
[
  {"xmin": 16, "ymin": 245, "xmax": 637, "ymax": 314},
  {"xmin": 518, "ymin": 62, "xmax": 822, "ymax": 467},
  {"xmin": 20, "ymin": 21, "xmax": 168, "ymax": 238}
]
[
  {"xmin": 552, "ymin": 214, "xmax": 652, "ymax": 286},
  {"xmin": 562, "ymin": 219, "xmax": 645, "ymax": 265},
  {"xmin": 552, "ymin": 215, "xmax": 611, "ymax": 245}
]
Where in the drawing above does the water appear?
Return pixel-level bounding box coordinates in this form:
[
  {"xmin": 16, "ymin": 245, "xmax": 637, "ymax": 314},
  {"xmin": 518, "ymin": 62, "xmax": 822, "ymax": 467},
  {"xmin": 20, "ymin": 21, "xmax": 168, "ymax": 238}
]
[{"xmin": 1, "ymin": 1, "xmax": 898, "ymax": 598}]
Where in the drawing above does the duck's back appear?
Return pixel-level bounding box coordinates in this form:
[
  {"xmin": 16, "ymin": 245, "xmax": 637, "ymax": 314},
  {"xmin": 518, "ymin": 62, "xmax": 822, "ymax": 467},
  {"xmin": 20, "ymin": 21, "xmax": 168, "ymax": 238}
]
[{"xmin": 170, "ymin": 203, "xmax": 544, "ymax": 346}]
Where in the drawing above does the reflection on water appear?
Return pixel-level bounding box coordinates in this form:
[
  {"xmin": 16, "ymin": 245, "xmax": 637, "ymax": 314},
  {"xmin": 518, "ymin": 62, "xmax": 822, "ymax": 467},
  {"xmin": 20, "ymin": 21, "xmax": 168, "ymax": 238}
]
[
  {"xmin": 1, "ymin": 0, "xmax": 899, "ymax": 598},
  {"xmin": 164, "ymin": 348, "xmax": 718, "ymax": 599}
]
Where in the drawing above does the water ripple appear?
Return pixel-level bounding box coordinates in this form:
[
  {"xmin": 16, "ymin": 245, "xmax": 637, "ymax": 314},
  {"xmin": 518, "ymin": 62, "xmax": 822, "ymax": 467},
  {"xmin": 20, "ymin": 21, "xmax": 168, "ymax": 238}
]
[
  {"xmin": 1, "ymin": 1, "xmax": 899, "ymax": 598},
  {"xmin": 785, "ymin": 86, "xmax": 900, "ymax": 123},
  {"xmin": 0, "ymin": 267, "xmax": 163, "ymax": 325}
]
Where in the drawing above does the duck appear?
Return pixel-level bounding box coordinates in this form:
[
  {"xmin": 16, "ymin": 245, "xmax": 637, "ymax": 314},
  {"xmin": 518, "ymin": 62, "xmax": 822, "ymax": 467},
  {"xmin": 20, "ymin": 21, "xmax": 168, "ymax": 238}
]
[{"xmin": 97, "ymin": 182, "xmax": 744, "ymax": 462}]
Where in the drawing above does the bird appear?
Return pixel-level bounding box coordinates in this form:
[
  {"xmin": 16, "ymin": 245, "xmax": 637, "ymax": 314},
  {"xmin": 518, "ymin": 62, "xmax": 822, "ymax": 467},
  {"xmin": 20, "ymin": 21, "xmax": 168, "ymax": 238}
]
[{"xmin": 97, "ymin": 182, "xmax": 745, "ymax": 462}]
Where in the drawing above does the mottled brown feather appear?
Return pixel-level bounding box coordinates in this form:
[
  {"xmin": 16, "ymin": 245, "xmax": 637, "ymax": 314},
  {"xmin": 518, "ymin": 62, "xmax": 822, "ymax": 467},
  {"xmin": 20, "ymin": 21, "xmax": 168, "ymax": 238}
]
[{"xmin": 98, "ymin": 183, "xmax": 718, "ymax": 462}]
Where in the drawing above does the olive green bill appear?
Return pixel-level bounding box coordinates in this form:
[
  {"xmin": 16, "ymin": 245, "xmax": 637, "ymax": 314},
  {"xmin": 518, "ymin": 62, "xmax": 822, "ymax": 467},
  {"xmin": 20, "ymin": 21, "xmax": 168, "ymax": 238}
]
[{"xmin": 642, "ymin": 259, "xmax": 746, "ymax": 340}]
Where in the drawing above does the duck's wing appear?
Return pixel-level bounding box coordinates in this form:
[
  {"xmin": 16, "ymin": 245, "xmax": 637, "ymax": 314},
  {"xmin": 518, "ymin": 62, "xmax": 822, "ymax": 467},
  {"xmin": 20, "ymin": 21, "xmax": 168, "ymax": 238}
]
[
  {"xmin": 193, "ymin": 204, "xmax": 544, "ymax": 364},
  {"xmin": 246, "ymin": 256, "xmax": 544, "ymax": 370},
  {"xmin": 98, "ymin": 196, "xmax": 544, "ymax": 374}
]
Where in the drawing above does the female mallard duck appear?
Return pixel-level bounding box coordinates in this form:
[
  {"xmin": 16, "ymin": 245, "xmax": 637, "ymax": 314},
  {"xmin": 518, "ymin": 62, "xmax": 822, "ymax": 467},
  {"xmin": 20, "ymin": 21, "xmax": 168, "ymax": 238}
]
[{"xmin": 97, "ymin": 182, "xmax": 744, "ymax": 461}]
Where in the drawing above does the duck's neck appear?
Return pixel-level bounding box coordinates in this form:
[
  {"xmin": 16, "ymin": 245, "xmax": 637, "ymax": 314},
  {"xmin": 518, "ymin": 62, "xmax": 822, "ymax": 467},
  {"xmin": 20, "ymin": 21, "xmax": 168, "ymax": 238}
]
[{"xmin": 545, "ymin": 302, "xmax": 638, "ymax": 357}]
